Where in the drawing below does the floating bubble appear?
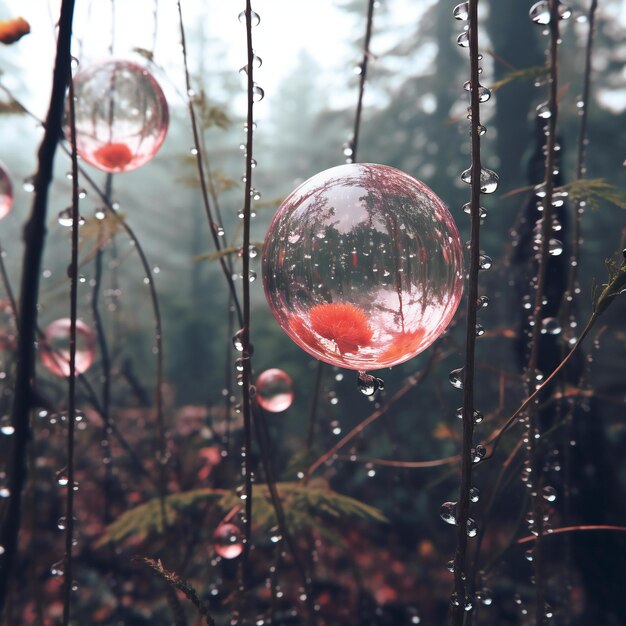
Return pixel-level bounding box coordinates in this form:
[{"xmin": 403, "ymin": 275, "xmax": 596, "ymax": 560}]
[
  {"xmin": 256, "ymin": 368, "xmax": 294, "ymax": 412},
  {"xmin": 213, "ymin": 523, "xmax": 243, "ymax": 559},
  {"xmin": 39, "ymin": 318, "xmax": 96, "ymax": 377},
  {"xmin": 0, "ymin": 161, "xmax": 13, "ymax": 220},
  {"xmin": 69, "ymin": 61, "xmax": 169, "ymax": 173},
  {"xmin": 262, "ymin": 164, "xmax": 463, "ymax": 371}
]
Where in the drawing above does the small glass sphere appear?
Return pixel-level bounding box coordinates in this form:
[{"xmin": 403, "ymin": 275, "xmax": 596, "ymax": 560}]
[
  {"xmin": 256, "ymin": 368, "xmax": 294, "ymax": 412},
  {"xmin": 0, "ymin": 161, "xmax": 14, "ymax": 220},
  {"xmin": 213, "ymin": 523, "xmax": 243, "ymax": 559},
  {"xmin": 39, "ymin": 318, "xmax": 96, "ymax": 377},
  {"xmin": 262, "ymin": 163, "xmax": 463, "ymax": 370},
  {"xmin": 70, "ymin": 60, "xmax": 169, "ymax": 173}
]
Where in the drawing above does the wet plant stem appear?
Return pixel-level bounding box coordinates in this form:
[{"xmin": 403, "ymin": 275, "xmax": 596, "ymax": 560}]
[
  {"xmin": 305, "ymin": 362, "xmax": 324, "ymax": 454},
  {"xmin": 61, "ymin": 68, "xmax": 80, "ymax": 626},
  {"xmin": 176, "ymin": 0, "xmax": 243, "ymax": 327},
  {"xmin": 240, "ymin": 0, "xmax": 256, "ymax": 577},
  {"xmin": 305, "ymin": 349, "xmax": 441, "ymax": 479},
  {"xmin": 0, "ymin": 0, "xmax": 75, "ymax": 615},
  {"xmin": 253, "ymin": 406, "xmax": 316, "ymax": 625},
  {"xmin": 351, "ymin": 0, "xmax": 375, "ymax": 160},
  {"xmin": 0, "ymin": 241, "xmax": 17, "ymax": 324},
  {"xmin": 451, "ymin": 1, "xmax": 482, "ymax": 623},
  {"xmin": 565, "ymin": 0, "xmax": 598, "ymax": 310},
  {"xmin": 525, "ymin": 3, "xmax": 561, "ymax": 622}
]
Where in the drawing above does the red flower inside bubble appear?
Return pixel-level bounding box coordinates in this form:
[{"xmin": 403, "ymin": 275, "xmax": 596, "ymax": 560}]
[{"xmin": 308, "ymin": 302, "xmax": 373, "ymax": 355}]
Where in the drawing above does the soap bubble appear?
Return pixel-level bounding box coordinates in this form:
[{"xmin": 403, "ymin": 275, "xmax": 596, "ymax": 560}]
[
  {"xmin": 69, "ymin": 60, "xmax": 169, "ymax": 173},
  {"xmin": 213, "ymin": 523, "xmax": 243, "ymax": 559},
  {"xmin": 262, "ymin": 164, "xmax": 463, "ymax": 370},
  {"xmin": 256, "ymin": 368, "xmax": 294, "ymax": 412},
  {"xmin": 39, "ymin": 318, "xmax": 96, "ymax": 377},
  {"xmin": 0, "ymin": 161, "xmax": 13, "ymax": 220}
]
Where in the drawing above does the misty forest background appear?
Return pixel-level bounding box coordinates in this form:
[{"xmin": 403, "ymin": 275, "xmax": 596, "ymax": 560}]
[{"xmin": 0, "ymin": 0, "xmax": 625, "ymax": 625}]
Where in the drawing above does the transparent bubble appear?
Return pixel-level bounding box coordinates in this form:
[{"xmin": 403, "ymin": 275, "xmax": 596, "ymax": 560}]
[
  {"xmin": 69, "ymin": 61, "xmax": 169, "ymax": 173},
  {"xmin": 0, "ymin": 161, "xmax": 14, "ymax": 220},
  {"xmin": 440, "ymin": 501, "xmax": 457, "ymax": 525},
  {"xmin": 39, "ymin": 318, "xmax": 96, "ymax": 377},
  {"xmin": 214, "ymin": 523, "xmax": 243, "ymax": 559},
  {"xmin": 256, "ymin": 368, "xmax": 294, "ymax": 412},
  {"xmin": 262, "ymin": 164, "xmax": 464, "ymax": 371},
  {"xmin": 541, "ymin": 317, "xmax": 562, "ymax": 335}
]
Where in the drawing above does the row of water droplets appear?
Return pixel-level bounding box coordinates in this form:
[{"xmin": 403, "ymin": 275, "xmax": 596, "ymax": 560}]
[
  {"xmin": 443, "ymin": 1, "xmax": 499, "ymax": 614},
  {"xmin": 519, "ymin": 2, "xmax": 573, "ymax": 622}
]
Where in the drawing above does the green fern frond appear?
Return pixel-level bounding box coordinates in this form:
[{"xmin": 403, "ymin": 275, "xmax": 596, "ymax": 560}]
[
  {"xmin": 559, "ymin": 179, "xmax": 626, "ymax": 211},
  {"xmin": 100, "ymin": 481, "xmax": 386, "ymax": 547},
  {"xmin": 490, "ymin": 66, "xmax": 546, "ymax": 92},
  {"xmin": 594, "ymin": 252, "xmax": 626, "ymax": 316},
  {"xmin": 0, "ymin": 100, "xmax": 26, "ymax": 114}
]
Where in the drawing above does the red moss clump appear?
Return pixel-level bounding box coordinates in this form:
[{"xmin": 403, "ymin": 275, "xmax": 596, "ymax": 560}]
[
  {"xmin": 93, "ymin": 142, "xmax": 134, "ymax": 170},
  {"xmin": 309, "ymin": 302, "xmax": 373, "ymax": 354},
  {"xmin": 380, "ymin": 327, "xmax": 426, "ymax": 364}
]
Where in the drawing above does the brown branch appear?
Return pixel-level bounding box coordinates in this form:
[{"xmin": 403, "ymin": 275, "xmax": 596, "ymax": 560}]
[{"xmin": 0, "ymin": 0, "xmax": 76, "ymax": 615}]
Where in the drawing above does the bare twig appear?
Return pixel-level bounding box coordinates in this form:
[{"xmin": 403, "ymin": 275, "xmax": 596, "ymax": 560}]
[
  {"xmin": 61, "ymin": 61, "xmax": 80, "ymax": 626},
  {"xmin": 0, "ymin": 0, "xmax": 76, "ymax": 614},
  {"xmin": 451, "ymin": 1, "xmax": 483, "ymax": 622}
]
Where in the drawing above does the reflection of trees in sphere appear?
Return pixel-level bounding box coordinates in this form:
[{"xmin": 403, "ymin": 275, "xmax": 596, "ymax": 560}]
[
  {"xmin": 256, "ymin": 368, "xmax": 294, "ymax": 412},
  {"xmin": 70, "ymin": 61, "xmax": 169, "ymax": 173},
  {"xmin": 39, "ymin": 318, "xmax": 96, "ymax": 377},
  {"xmin": 262, "ymin": 164, "xmax": 464, "ymax": 371},
  {"xmin": 0, "ymin": 161, "xmax": 13, "ymax": 220},
  {"xmin": 213, "ymin": 523, "xmax": 243, "ymax": 559}
]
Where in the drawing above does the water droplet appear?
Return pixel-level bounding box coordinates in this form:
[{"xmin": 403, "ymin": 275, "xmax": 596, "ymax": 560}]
[
  {"xmin": 252, "ymin": 84, "xmax": 265, "ymax": 103},
  {"xmin": 357, "ymin": 371, "xmax": 380, "ymax": 396},
  {"xmin": 549, "ymin": 239, "xmax": 563, "ymax": 256},
  {"xmin": 450, "ymin": 592, "xmax": 461, "ymax": 607},
  {"xmin": 472, "ymin": 445, "xmax": 486, "ymax": 463},
  {"xmin": 469, "ymin": 487, "xmax": 480, "ymax": 503},
  {"xmin": 479, "ymin": 254, "xmax": 492, "ymax": 270},
  {"xmin": 536, "ymin": 101, "xmax": 552, "ymax": 119},
  {"xmin": 462, "ymin": 203, "xmax": 487, "ymax": 219},
  {"xmin": 23, "ymin": 176, "xmax": 35, "ymax": 192},
  {"xmin": 464, "ymin": 595, "xmax": 474, "ymax": 611},
  {"xmin": 475, "ymin": 324, "xmax": 485, "ymax": 337},
  {"xmin": 466, "ymin": 518, "xmax": 478, "ymax": 537},
  {"xmin": 529, "ymin": 1, "xmax": 550, "ymax": 24},
  {"xmin": 477, "ymin": 295, "xmax": 489, "ymax": 309},
  {"xmin": 238, "ymin": 10, "xmax": 260, "ymax": 26},
  {"xmin": 453, "ymin": 2, "xmax": 469, "ymax": 20},
  {"xmin": 57, "ymin": 208, "xmax": 76, "ymax": 227},
  {"xmin": 232, "ymin": 329, "xmax": 246, "ymax": 352},
  {"xmin": 270, "ymin": 525, "xmax": 282, "ymax": 543},
  {"xmin": 456, "ymin": 31, "xmax": 470, "ymax": 48},
  {"xmin": 440, "ymin": 501, "xmax": 457, "ymax": 525},
  {"xmin": 542, "ymin": 485, "xmax": 557, "ymax": 502},
  {"xmin": 0, "ymin": 415, "xmax": 14, "ymax": 436},
  {"xmin": 541, "ymin": 317, "xmax": 562, "ymax": 335},
  {"xmin": 460, "ymin": 167, "xmax": 499, "ymax": 194},
  {"xmin": 525, "ymin": 548, "xmax": 534, "ymax": 562},
  {"xmin": 56, "ymin": 469, "xmax": 69, "ymax": 486},
  {"xmin": 449, "ymin": 368, "xmax": 464, "ymax": 389},
  {"xmin": 50, "ymin": 560, "xmax": 64, "ymax": 576}
]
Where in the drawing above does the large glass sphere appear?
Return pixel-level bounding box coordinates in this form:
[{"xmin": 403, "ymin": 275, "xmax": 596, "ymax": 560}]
[
  {"xmin": 262, "ymin": 163, "xmax": 464, "ymax": 371},
  {"xmin": 39, "ymin": 318, "xmax": 96, "ymax": 377},
  {"xmin": 256, "ymin": 368, "xmax": 294, "ymax": 412},
  {"xmin": 70, "ymin": 60, "xmax": 169, "ymax": 173},
  {"xmin": 0, "ymin": 161, "xmax": 13, "ymax": 220}
]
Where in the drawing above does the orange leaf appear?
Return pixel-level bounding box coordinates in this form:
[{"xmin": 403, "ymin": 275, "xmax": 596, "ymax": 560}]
[{"xmin": 0, "ymin": 17, "xmax": 30, "ymax": 45}]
